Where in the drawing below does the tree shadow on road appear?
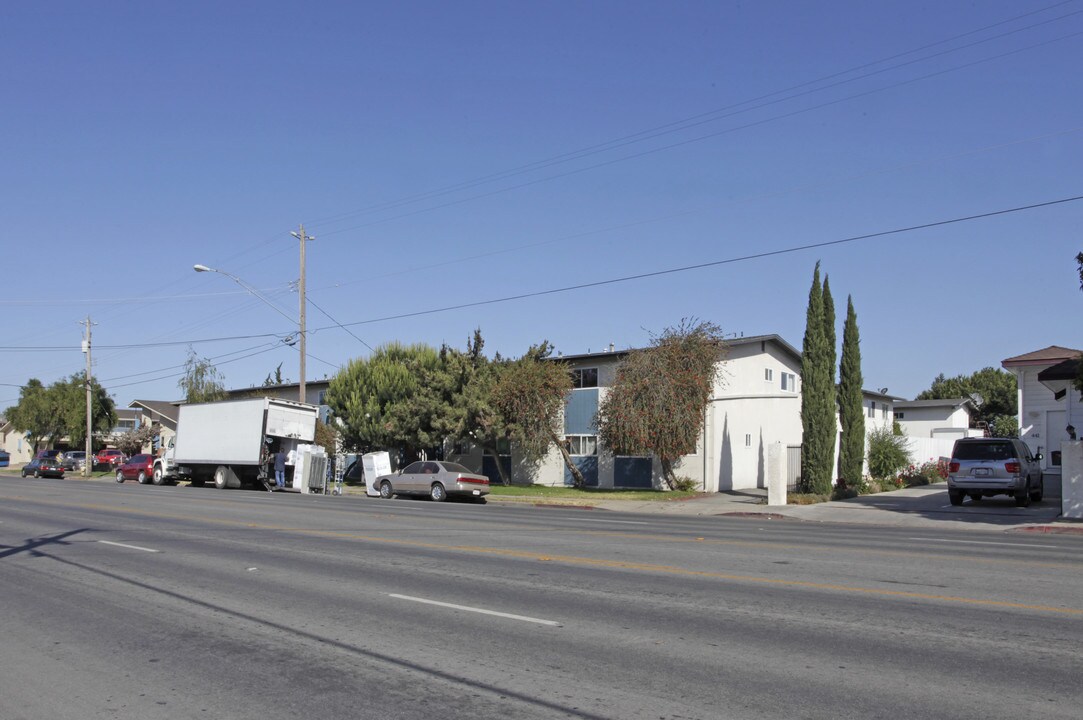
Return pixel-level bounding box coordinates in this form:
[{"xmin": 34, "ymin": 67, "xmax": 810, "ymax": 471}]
[{"xmin": 0, "ymin": 528, "xmax": 90, "ymax": 560}]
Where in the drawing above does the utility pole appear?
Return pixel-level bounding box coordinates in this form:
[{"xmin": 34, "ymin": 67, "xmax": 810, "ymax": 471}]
[
  {"xmin": 291, "ymin": 224, "xmax": 314, "ymax": 404},
  {"xmin": 82, "ymin": 316, "xmax": 94, "ymax": 478}
]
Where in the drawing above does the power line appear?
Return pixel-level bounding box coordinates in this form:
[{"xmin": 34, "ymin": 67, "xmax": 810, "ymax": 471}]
[
  {"xmin": 306, "ymin": 6, "xmax": 1082, "ymax": 237},
  {"xmin": 312, "ymin": 194, "xmax": 1083, "ymax": 330},
  {"xmin": 314, "ymin": 27, "xmax": 1083, "ymax": 240},
  {"xmin": 305, "ymin": 294, "xmax": 374, "ymax": 352},
  {"xmin": 1, "ymin": 194, "xmax": 1078, "ymax": 355}
]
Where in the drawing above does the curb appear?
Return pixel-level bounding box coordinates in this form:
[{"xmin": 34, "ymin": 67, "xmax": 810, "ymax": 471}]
[{"xmin": 1009, "ymin": 524, "xmax": 1083, "ymax": 535}]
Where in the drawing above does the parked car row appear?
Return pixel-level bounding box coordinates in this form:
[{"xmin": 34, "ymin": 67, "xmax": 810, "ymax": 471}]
[
  {"xmin": 22, "ymin": 457, "xmax": 66, "ymax": 478},
  {"xmin": 115, "ymin": 454, "xmax": 155, "ymax": 484}
]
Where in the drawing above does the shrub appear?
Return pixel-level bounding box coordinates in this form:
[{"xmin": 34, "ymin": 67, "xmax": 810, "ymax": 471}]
[
  {"xmin": 867, "ymin": 426, "xmax": 911, "ymax": 480},
  {"xmin": 898, "ymin": 459, "xmax": 949, "ymax": 486},
  {"xmin": 671, "ymin": 476, "xmax": 700, "ymax": 492}
]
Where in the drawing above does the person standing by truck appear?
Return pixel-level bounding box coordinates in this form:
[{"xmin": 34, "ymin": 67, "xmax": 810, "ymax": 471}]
[{"xmin": 273, "ymin": 448, "xmax": 287, "ymax": 491}]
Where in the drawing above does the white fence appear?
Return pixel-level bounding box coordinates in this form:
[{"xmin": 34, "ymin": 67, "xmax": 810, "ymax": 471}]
[{"xmin": 904, "ymin": 436, "xmax": 956, "ymax": 465}]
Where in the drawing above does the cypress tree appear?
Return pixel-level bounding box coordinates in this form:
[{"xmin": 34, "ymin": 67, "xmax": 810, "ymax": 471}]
[
  {"xmin": 822, "ymin": 275, "xmax": 838, "ymax": 484},
  {"xmin": 838, "ymin": 295, "xmax": 865, "ymax": 486},
  {"xmin": 800, "ymin": 262, "xmax": 831, "ymax": 494}
]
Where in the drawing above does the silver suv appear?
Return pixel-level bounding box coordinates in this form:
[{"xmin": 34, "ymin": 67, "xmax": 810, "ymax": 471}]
[{"xmin": 946, "ymin": 437, "xmax": 1043, "ymax": 507}]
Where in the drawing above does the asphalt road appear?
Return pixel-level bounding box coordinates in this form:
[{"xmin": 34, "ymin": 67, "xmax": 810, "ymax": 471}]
[{"xmin": 2, "ymin": 475, "xmax": 1082, "ymax": 720}]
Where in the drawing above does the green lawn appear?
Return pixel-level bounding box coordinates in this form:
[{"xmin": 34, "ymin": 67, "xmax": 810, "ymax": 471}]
[{"xmin": 486, "ymin": 484, "xmax": 702, "ymax": 501}]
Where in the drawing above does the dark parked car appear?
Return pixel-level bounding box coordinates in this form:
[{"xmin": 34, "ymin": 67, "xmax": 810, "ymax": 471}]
[
  {"xmin": 946, "ymin": 437, "xmax": 1043, "ymax": 507},
  {"xmin": 115, "ymin": 454, "xmax": 155, "ymax": 484},
  {"xmin": 22, "ymin": 457, "xmax": 66, "ymax": 479},
  {"xmin": 373, "ymin": 460, "xmax": 490, "ymax": 502},
  {"xmin": 0, "ymin": 451, "xmax": 9, "ymax": 468},
  {"xmin": 95, "ymin": 449, "xmax": 127, "ymax": 468}
]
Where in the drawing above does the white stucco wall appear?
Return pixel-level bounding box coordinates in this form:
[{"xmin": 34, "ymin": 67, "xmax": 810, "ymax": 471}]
[
  {"xmin": 705, "ymin": 340, "xmax": 803, "ymax": 492},
  {"xmin": 896, "ymin": 405, "xmax": 970, "ymax": 438},
  {"xmin": 1013, "ymin": 365, "xmax": 1081, "ymax": 478}
]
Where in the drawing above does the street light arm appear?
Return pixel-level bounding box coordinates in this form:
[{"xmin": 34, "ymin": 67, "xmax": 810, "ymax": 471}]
[{"xmin": 193, "ymin": 264, "xmax": 298, "ymax": 326}]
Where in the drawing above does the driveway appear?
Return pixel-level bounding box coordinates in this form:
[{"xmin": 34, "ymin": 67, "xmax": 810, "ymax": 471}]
[
  {"xmin": 761, "ymin": 484, "xmax": 1067, "ymax": 532},
  {"xmin": 570, "ymin": 483, "xmax": 1074, "ymax": 533}
]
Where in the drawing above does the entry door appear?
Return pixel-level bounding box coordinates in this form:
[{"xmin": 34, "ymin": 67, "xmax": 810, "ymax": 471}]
[{"xmin": 1046, "ymin": 410, "xmax": 1068, "ymax": 472}]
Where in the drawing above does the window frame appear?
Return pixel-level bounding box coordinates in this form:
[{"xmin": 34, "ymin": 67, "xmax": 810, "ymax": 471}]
[{"xmin": 571, "ymin": 367, "xmax": 599, "ymax": 389}]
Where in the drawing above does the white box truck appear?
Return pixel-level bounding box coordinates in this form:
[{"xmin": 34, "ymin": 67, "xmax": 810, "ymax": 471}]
[{"xmin": 153, "ymin": 397, "xmax": 320, "ymax": 490}]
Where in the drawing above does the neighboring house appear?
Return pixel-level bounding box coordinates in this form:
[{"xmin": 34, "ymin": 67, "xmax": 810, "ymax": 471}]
[
  {"xmin": 893, "ymin": 398, "xmax": 978, "ymax": 439},
  {"xmin": 862, "ymin": 389, "xmax": 899, "ymax": 432},
  {"xmin": 104, "ymin": 408, "xmax": 142, "ymax": 444},
  {"xmin": 129, "ymin": 400, "xmax": 181, "ymax": 453},
  {"xmin": 1002, "ymin": 345, "xmax": 1083, "ymax": 495},
  {"xmin": 225, "ymin": 380, "xmax": 332, "ymax": 408},
  {"xmin": 0, "ymin": 417, "xmax": 34, "ymax": 465},
  {"xmin": 508, "ymin": 334, "xmax": 805, "ymax": 492}
]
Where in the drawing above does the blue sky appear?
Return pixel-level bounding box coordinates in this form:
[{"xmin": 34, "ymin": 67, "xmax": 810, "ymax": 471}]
[{"xmin": 2, "ymin": 1, "xmax": 1081, "ymax": 410}]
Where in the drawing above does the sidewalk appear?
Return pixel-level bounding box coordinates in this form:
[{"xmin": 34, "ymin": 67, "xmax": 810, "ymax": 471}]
[{"xmin": 490, "ymin": 484, "xmax": 1083, "ymax": 534}]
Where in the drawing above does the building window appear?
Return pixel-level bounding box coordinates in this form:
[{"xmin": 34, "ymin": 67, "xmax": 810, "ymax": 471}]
[
  {"xmin": 868, "ymin": 401, "xmax": 876, "ymax": 418},
  {"xmin": 781, "ymin": 373, "xmax": 796, "ymax": 392},
  {"xmin": 565, "ymin": 435, "xmax": 597, "ymax": 456},
  {"xmin": 571, "ymin": 368, "xmax": 598, "ymax": 389},
  {"xmin": 764, "ymin": 368, "xmax": 774, "ymax": 382},
  {"xmin": 895, "ymin": 412, "xmax": 905, "ymax": 420},
  {"xmin": 745, "ymin": 434, "xmax": 752, "ymax": 447}
]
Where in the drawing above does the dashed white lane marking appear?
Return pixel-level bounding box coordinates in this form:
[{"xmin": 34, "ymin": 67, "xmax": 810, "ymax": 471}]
[
  {"xmin": 562, "ymin": 518, "xmax": 649, "ymax": 525},
  {"xmin": 388, "ymin": 594, "xmax": 561, "ymax": 626},
  {"xmin": 909, "ymin": 537, "xmax": 1060, "ymax": 549},
  {"xmin": 99, "ymin": 540, "xmax": 160, "ymax": 553}
]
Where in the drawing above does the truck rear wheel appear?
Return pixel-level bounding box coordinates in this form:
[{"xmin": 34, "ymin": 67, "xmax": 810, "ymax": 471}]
[{"xmin": 214, "ymin": 466, "xmax": 230, "ymax": 490}]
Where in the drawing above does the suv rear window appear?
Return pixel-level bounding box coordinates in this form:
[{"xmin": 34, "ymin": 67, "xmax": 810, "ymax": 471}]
[{"xmin": 952, "ymin": 441, "xmax": 1015, "ymax": 461}]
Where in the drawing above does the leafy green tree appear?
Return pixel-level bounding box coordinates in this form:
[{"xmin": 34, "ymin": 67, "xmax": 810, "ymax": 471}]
[
  {"xmin": 867, "ymin": 425, "xmax": 911, "ymax": 479},
  {"xmin": 4, "ymin": 379, "xmax": 56, "ymax": 452},
  {"xmin": 823, "ymin": 276, "xmax": 837, "ymax": 387},
  {"xmin": 57, "ymin": 372, "xmax": 117, "ymax": 449},
  {"xmin": 325, "ymin": 342, "xmax": 441, "ymax": 461},
  {"xmin": 4, "ymin": 375, "xmax": 115, "ymax": 452},
  {"xmin": 313, "ymin": 418, "xmax": 339, "ymax": 455},
  {"xmin": 596, "ymin": 320, "xmax": 726, "ymax": 490},
  {"xmin": 178, "ymin": 348, "xmax": 228, "ymax": 404},
  {"xmin": 263, "ymin": 363, "xmax": 286, "ymax": 387},
  {"xmin": 801, "ymin": 262, "xmax": 834, "ymax": 494},
  {"xmin": 438, "ymin": 330, "xmax": 515, "ymax": 485},
  {"xmin": 490, "ymin": 342, "xmax": 583, "ymax": 487},
  {"xmin": 916, "ymin": 367, "xmax": 1016, "ymax": 429},
  {"xmin": 837, "ymin": 296, "xmax": 864, "ymax": 485}
]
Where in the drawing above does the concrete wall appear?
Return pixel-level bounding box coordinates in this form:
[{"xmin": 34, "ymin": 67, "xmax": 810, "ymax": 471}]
[{"xmin": 1062, "ymin": 440, "xmax": 1083, "ymax": 519}]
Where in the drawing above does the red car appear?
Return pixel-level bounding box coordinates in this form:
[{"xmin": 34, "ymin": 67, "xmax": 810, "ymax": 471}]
[
  {"xmin": 95, "ymin": 449, "xmax": 127, "ymax": 468},
  {"xmin": 115, "ymin": 454, "xmax": 154, "ymax": 484}
]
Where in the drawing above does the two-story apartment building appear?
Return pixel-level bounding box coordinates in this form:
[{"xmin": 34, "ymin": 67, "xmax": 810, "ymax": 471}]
[{"xmin": 511, "ymin": 334, "xmax": 806, "ymax": 491}]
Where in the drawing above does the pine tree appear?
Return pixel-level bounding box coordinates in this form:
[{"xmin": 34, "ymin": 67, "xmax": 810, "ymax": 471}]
[
  {"xmin": 800, "ymin": 262, "xmax": 832, "ymax": 494},
  {"xmin": 838, "ymin": 295, "xmax": 865, "ymax": 486}
]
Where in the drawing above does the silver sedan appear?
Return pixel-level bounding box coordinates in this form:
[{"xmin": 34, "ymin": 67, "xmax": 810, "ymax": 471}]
[{"xmin": 374, "ymin": 460, "xmax": 490, "ymax": 502}]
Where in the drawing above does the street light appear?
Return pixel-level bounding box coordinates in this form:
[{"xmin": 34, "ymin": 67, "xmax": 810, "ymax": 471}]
[
  {"xmin": 194, "ymin": 224, "xmax": 314, "ymax": 404},
  {"xmin": 193, "ymin": 262, "xmax": 304, "ymax": 398}
]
